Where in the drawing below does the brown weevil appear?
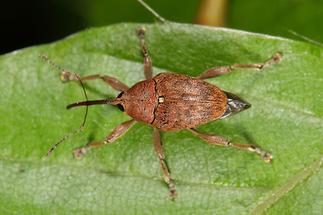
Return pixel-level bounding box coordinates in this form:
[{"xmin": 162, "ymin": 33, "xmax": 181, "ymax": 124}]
[{"xmin": 44, "ymin": 27, "xmax": 282, "ymax": 199}]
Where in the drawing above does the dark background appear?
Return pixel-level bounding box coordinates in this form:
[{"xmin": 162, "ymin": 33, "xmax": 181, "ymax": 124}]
[{"xmin": 1, "ymin": 0, "xmax": 322, "ymax": 55}]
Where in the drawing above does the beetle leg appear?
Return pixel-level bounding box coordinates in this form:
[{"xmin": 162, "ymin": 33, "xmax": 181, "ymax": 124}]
[
  {"xmin": 74, "ymin": 119, "xmax": 136, "ymax": 159},
  {"xmin": 189, "ymin": 128, "xmax": 273, "ymax": 163},
  {"xmin": 153, "ymin": 128, "xmax": 177, "ymax": 199},
  {"xmin": 60, "ymin": 72, "xmax": 129, "ymax": 92},
  {"xmin": 40, "ymin": 55, "xmax": 129, "ymax": 91},
  {"xmin": 137, "ymin": 27, "xmax": 153, "ymax": 80},
  {"xmin": 197, "ymin": 52, "xmax": 282, "ymax": 79}
]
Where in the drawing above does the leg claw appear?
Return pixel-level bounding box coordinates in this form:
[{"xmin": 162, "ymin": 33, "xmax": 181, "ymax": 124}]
[
  {"xmin": 262, "ymin": 152, "xmax": 273, "ymax": 163},
  {"xmin": 169, "ymin": 189, "xmax": 177, "ymax": 200},
  {"xmin": 73, "ymin": 147, "xmax": 87, "ymax": 160}
]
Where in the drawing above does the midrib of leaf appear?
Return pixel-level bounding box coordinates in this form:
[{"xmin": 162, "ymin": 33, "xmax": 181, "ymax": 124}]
[{"xmin": 250, "ymin": 156, "xmax": 322, "ymax": 214}]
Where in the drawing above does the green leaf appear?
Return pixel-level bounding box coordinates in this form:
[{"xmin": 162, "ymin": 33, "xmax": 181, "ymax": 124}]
[{"xmin": 0, "ymin": 22, "xmax": 322, "ymax": 214}]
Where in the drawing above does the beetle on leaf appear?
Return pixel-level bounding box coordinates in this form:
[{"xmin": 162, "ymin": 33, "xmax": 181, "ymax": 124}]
[{"xmin": 43, "ymin": 27, "xmax": 281, "ymax": 199}]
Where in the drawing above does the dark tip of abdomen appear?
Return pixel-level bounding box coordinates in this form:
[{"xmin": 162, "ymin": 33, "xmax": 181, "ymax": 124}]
[{"xmin": 220, "ymin": 91, "xmax": 251, "ymax": 119}]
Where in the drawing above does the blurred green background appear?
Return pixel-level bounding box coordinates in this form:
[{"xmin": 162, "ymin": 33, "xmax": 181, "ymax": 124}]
[{"xmin": 1, "ymin": 0, "xmax": 322, "ymax": 54}]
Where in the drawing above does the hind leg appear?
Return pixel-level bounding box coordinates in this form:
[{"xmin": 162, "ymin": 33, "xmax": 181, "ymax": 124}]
[
  {"xmin": 189, "ymin": 128, "xmax": 272, "ymax": 163},
  {"xmin": 197, "ymin": 53, "xmax": 282, "ymax": 79}
]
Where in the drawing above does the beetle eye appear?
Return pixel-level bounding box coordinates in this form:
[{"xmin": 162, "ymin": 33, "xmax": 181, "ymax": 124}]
[
  {"xmin": 117, "ymin": 104, "xmax": 125, "ymax": 112},
  {"xmin": 117, "ymin": 91, "xmax": 124, "ymax": 98}
]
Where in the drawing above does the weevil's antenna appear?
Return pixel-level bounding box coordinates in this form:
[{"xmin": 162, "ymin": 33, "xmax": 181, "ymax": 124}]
[
  {"xmin": 40, "ymin": 55, "xmax": 89, "ymax": 157},
  {"xmin": 136, "ymin": 0, "xmax": 166, "ymax": 23}
]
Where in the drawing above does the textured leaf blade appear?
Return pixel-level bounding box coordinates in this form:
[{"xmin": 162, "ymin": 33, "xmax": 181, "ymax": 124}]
[{"xmin": 0, "ymin": 22, "xmax": 322, "ymax": 214}]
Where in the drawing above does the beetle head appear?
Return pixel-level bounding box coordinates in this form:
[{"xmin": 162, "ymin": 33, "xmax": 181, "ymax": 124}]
[{"xmin": 220, "ymin": 91, "xmax": 251, "ymax": 119}]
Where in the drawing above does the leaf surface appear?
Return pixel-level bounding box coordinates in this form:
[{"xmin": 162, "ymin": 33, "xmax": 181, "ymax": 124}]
[{"xmin": 0, "ymin": 22, "xmax": 322, "ymax": 214}]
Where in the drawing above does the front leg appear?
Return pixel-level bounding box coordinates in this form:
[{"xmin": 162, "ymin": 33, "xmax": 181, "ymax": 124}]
[
  {"xmin": 197, "ymin": 53, "xmax": 282, "ymax": 79},
  {"xmin": 61, "ymin": 73, "xmax": 129, "ymax": 92},
  {"xmin": 40, "ymin": 55, "xmax": 129, "ymax": 92},
  {"xmin": 74, "ymin": 119, "xmax": 137, "ymax": 159}
]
